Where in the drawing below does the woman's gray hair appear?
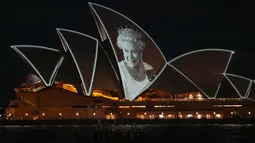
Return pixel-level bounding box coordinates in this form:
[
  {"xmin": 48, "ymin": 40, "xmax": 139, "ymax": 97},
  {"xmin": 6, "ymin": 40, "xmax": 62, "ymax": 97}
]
[{"xmin": 116, "ymin": 27, "xmax": 145, "ymax": 51}]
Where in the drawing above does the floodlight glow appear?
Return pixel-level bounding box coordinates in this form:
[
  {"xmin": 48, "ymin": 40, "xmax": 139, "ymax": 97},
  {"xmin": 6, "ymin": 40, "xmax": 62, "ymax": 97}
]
[
  {"xmin": 56, "ymin": 28, "xmax": 99, "ymax": 96},
  {"xmin": 10, "ymin": 45, "xmax": 64, "ymax": 87},
  {"xmin": 168, "ymin": 49, "xmax": 234, "ymax": 99}
]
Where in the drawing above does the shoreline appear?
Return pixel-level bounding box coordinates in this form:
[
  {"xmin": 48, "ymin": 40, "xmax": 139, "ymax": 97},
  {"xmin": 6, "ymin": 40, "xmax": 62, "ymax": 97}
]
[{"xmin": 1, "ymin": 119, "xmax": 255, "ymax": 125}]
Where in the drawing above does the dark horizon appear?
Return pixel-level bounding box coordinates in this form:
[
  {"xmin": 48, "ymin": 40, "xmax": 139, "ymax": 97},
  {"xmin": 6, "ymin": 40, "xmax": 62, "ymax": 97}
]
[{"xmin": 2, "ymin": 0, "xmax": 254, "ymax": 107}]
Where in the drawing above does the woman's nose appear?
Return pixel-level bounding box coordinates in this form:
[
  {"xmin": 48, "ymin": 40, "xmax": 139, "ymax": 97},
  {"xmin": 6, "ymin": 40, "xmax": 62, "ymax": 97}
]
[{"xmin": 128, "ymin": 51, "xmax": 133, "ymax": 58}]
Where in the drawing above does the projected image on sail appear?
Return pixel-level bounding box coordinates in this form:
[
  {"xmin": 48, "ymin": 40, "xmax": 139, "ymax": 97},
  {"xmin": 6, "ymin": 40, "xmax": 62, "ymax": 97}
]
[
  {"xmin": 116, "ymin": 27, "xmax": 156, "ymax": 101},
  {"xmin": 89, "ymin": 3, "xmax": 167, "ymax": 101}
]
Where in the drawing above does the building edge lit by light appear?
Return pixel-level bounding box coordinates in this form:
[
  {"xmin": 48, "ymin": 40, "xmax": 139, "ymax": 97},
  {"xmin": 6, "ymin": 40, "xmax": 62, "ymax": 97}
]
[{"xmin": 5, "ymin": 81, "xmax": 255, "ymax": 120}]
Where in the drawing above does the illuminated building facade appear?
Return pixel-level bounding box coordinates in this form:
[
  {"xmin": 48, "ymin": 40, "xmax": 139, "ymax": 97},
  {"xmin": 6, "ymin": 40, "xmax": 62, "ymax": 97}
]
[
  {"xmin": 6, "ymin": 2, "xmax": 255, "ymax": 120},
  {"xmin": 5, "ymin": 81, "xmax": 255, "ymax": 120}
]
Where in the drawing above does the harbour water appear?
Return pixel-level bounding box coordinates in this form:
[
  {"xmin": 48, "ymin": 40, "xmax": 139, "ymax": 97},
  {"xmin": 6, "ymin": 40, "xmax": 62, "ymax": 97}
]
[{"xmin": 0, "ymin": 124, "xmax": 254, "ymax": 142}]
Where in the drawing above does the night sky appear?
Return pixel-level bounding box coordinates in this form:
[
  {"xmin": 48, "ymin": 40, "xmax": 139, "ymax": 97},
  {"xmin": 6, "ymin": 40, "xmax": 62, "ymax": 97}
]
[{"xmin": 1, "ymin": 0, "xmax": 254, "ymax": 107}]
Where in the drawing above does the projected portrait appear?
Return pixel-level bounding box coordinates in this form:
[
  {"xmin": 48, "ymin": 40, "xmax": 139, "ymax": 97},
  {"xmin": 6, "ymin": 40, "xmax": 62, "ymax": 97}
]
[
  {"xmin": 116, "ymin": 27, "xmax": 156, "ymax": 101},
  {"xmin": 89, "ymin": 3, "xmax": 167, "ymax": 101}
]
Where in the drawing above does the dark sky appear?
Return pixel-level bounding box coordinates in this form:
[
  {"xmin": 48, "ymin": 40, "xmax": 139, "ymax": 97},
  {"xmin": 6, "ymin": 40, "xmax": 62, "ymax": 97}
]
[{"xmin": 1, "ymin": 0, "xmax": 254, "ymax": 107}]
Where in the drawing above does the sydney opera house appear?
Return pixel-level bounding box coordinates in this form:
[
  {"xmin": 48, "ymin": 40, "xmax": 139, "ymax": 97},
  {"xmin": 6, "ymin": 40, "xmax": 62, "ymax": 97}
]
[{"xmin": 6, "ymin": 3, "xmax": 255, "ymax": 120}]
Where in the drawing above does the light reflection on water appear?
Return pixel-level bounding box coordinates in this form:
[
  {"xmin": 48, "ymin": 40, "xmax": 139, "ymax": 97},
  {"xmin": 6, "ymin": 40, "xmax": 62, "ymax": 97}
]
[
  {"xmin": 1, "ymin": 124, "xmax": 255, "ymax": 142},
  {"xmin": 1, "ymin": 124, "xmax": 254, "ymax": 129},
  {"xmin": 1, "ymin": 124, "xmax": 254, "ymax": 128},
  {"xmin": 208, "ymin": 124, "xmax": 254, "ymax": 127}
]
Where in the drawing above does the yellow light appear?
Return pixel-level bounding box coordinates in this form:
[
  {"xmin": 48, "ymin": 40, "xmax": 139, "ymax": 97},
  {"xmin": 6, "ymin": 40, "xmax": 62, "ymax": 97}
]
[
  {"xmin": 154, "ymin": 105, "xmax": 175, "ymax": 108},
  {"xmin": 110, "ymin": 113, "xmax": 113, "ymax": 115},
  {"xmin": 197, "ymin": 93, "xmax": 202, "ymax": 98},
  {"xmin": 231, "ymin": 112, "xmax": 233, "ymax": 115},
  {"xmin": 159, "ymin": 114, "xmax": 164, "ymax": 118},
  {"xmin": 93, "ymin": 113, "xmax": 96, "ymax": 116},
  {"xmin": 102, "ymin": 106, "xmax": 111, "ymax": 108},
  {"xmin": 206, "ymin": 114, "xmax": 211, "ymax": 119},
  {"xmin": 92, "ymin": 91, "xmax": 119, "ymax": 101},
  {"xmin": 213, "ymin": 112, "xmax": 216, "ymax": 114},
  {"xmin": 25, "ymin": 113, "xmax": 28, "ymax": 116},
  {"xmin": 127, "ymin": 113, "xmax": 130, "ymax": 115},
  {"xmin": 132, "ymin": 106, "xmax": 146, "ymax": 108},
  {"xmin": 59, "ymin": 113, "xmax": 62, "ymax": 116},
  {"xmin": 225, "ymin": 105, "xmax": 242, "ymax": 107},
  {"xmin": 119, "ymin": 106, "xmax": 131, "ymax": 108},
  {"xmin": 62, "ymin": 84, "xmax": 78, "ymax": 93},
  {"xmin": 76, "ymin": 113, "xmax": 79, "ymax": 116},
  {"xmin": 144, "ymin": 112, "xmax": 147, "ymax": 115},
  {"xmin": 248, "ymin": 112, "xmax": 251, "ymax": 115},
  {"xmin": 187, "ymin": 114, "xmax": 192, "ymax": 118},
  {"xmin": 196, "ymin": 112, "xmax": 198, "ymax": 115},
  {"xmin": 42, "ymin": 113, "xmax": 45, "ymax": 116},
  {"xmin": 136, "ymin": 96, "xmax": 143, "ymax": 101},
  {"xmin": 188, "ymin": 94, "xmax": 193, "ymax": 99},
  {"xmin": 216, "ymin": 114, "xmax": 221, "ymax": 118},
  {"xmin": 198, "ymin": 97, "xmax": 203, "ymax": 100},
  {"xmin": 161, "ymin": 112, "xmax": 164, "ymax": 115}
]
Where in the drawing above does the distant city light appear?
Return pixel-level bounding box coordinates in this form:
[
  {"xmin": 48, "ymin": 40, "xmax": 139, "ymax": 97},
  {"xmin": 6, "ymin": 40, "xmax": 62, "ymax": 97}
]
[
  {"xmin": 197, "ymin": 93, "xmax": 203, "ymax": 100},
  {"xmin": 187, "ymin": 114, "xmax": 192, "ymax": 118},
  {"xmin": 216, "ymin": 114, "xmax": 221, "ymax": 118}
]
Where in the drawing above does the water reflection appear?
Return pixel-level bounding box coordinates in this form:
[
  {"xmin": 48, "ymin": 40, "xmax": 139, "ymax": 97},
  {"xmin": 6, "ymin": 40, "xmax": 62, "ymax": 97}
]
[{"xmin": 0, "ymin": 124, "xmax": 254, "ymax": 142}]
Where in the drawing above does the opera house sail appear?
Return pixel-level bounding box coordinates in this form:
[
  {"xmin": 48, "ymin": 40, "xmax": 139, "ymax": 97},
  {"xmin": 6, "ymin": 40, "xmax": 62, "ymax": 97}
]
[
  {"xmin": 5, "ymin": 2, "xmax": 255, "ymax": 120},
  {"xmin": 89, "ymin": 3, "xmax": 167, "ymax": 101}
]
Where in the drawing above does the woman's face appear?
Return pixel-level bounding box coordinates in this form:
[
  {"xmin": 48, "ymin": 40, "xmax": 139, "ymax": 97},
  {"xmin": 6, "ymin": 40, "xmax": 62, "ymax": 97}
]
[{"xmin": 121, "ymin": 41, "xmax": 142, "ymax": 68}]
